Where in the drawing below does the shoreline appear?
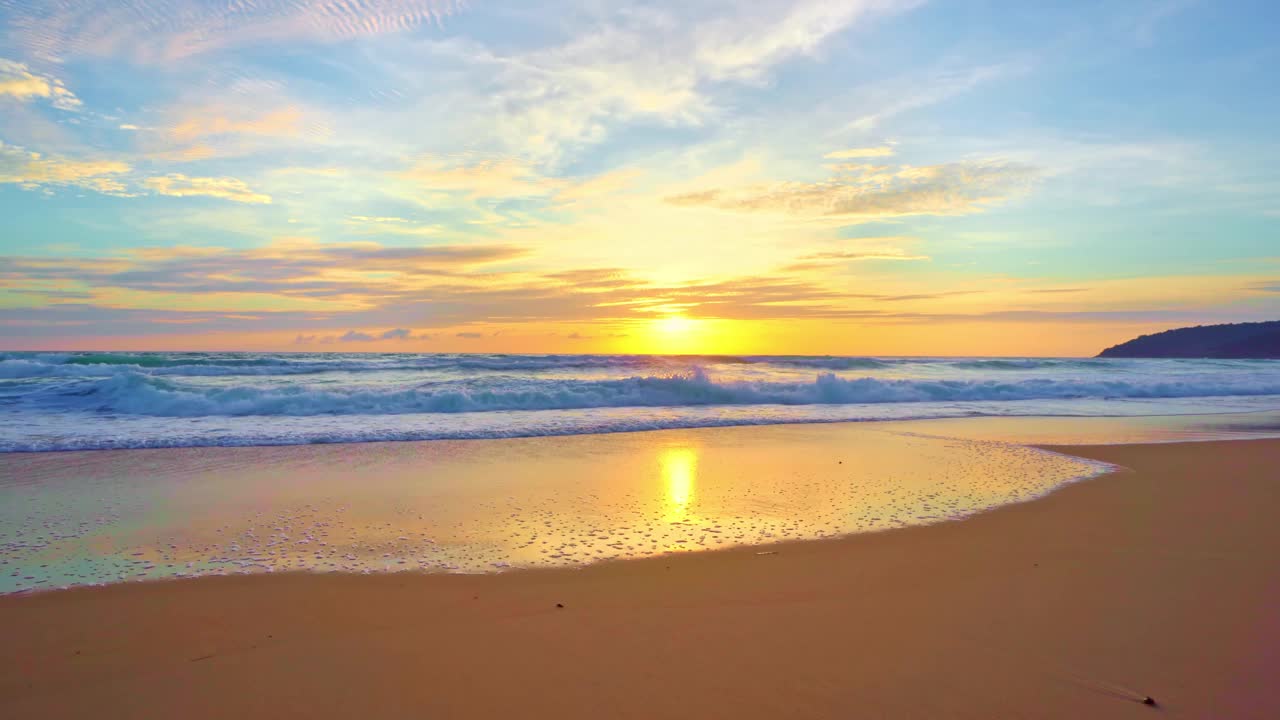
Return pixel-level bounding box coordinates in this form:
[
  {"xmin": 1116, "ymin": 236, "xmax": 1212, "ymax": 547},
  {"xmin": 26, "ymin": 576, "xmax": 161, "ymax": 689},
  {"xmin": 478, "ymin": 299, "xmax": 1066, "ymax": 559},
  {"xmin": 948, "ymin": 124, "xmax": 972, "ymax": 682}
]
[
  {"xmin": 0, "ymin": 420, "xmax": 1112, "ymax": 591},
  {"xmin": 5, "ymin": 404, "xmax": 1280, "ymax": 455},
  {"xmin": 4, "ymin": 438, "xmax": 1279, "ymax": 718},
  {"xmin": 1, "ymin": 441, "xmax": 1117, "ymax": 599}
]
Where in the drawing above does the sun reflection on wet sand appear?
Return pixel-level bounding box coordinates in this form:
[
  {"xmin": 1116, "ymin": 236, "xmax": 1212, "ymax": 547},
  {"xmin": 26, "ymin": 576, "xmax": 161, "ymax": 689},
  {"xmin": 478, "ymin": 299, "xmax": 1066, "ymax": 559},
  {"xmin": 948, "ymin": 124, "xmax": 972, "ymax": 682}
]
[
  {"xmin": 0, "ymin": 423, "xmax": 1118, "ymax": 592},
  {"xmin": 660, "ymin": 446, "xmax": 698, "ymax": 522}
]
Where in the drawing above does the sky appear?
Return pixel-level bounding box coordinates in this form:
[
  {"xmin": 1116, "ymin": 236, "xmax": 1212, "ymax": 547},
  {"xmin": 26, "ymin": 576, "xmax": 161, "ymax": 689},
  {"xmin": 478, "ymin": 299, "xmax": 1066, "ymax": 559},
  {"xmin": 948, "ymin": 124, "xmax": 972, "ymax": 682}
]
[{"xmin": 1, "ymin": 0, "xmax": 1278, "ymax": 356}]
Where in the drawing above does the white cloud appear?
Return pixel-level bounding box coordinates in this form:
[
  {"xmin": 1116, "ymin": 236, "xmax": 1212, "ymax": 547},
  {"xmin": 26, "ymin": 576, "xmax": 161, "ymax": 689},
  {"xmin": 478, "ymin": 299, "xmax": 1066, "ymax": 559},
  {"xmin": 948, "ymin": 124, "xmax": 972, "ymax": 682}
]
[
  {"xmin": 345, "ymin": 215, "xmax": 443, "ymax": 236},
  {"xmin": 825, "ymin": 146, "xmax": 895, "ymax": 159},
  {"xmin": 0, "ymin": 59, "xmax": 81, "ymax": 110},
  {"xmin": 0, "ymin": 142, "xmax": 130, "ymax": 193},
  {"xmin": 420, "ymin": 1, "xmax": 921, "ymax": 160},
  {"xmin": 144, "ymin": 174, "xmax": 272, "ymax": 204},
  {"xmin": 841, "ymin": 62, "xmax": 1021, "ymax": 132},
  {"xmin": 693, "ymin": 0, "xmax": 920, "ymax": 82}
]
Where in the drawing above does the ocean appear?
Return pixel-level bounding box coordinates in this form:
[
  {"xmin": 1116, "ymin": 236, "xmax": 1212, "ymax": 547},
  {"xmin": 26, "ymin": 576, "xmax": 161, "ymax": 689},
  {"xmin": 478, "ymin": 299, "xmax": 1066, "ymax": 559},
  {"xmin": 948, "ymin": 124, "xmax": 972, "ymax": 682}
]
[{"xmin": 4, "ymin": 351, "xmax": 1280, "ymax": 452}]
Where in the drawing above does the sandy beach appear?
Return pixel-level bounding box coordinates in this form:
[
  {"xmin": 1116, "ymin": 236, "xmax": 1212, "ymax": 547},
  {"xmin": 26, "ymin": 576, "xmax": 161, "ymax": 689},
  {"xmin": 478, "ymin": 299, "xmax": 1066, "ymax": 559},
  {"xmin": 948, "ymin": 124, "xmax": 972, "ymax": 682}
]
[{"xmin": 2, "ymin": 437, "xmax": 1277, "ymax": 719}]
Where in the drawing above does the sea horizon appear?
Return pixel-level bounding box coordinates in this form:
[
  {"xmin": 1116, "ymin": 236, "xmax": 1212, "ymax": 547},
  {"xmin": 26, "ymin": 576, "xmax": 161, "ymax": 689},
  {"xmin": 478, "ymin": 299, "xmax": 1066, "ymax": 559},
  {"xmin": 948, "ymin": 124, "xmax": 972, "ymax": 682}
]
[{"xmin": 5, "ymin": 350, "xmax": 1280, "ymax": 453}]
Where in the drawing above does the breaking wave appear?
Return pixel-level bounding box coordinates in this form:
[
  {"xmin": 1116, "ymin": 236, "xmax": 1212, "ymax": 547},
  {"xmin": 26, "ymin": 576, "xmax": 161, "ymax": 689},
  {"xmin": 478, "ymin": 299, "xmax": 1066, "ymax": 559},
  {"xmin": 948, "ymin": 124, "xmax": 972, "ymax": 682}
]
[
  {"xmin": 0, "ymin": 352, "xmax": 896, "ymax": 378},
  {"xmin": 18, "ymin": 367, "xmax": 1280, "ymax": 417}
]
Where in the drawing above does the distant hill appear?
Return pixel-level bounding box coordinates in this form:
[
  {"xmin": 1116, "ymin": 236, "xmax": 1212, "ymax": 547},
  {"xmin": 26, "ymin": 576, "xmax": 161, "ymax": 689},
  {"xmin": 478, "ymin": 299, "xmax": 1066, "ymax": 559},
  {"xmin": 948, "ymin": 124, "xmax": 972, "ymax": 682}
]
[{"xmin": 1097, "ymin": 321, "xmax": 1280, "ymax": 359}]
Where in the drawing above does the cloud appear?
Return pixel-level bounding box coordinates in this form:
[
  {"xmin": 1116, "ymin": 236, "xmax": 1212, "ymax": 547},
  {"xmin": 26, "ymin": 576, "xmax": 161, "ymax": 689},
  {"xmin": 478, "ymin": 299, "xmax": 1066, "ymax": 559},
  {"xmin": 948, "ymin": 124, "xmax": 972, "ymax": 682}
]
[
  {"xmin": 681, "ymin": 1, "xmax": 923, "ymax": 84},
  {"xmin": 824, "ymin": 146, "xmax": 895, "ymax": 160},
  {"xmin": 804, "ymin": 249, "xmax": 930, "ymax": 262},
  {"xmin": 345, "ymin": 216, "xmax": 443, "ymax": 237},
  {"xmin": 1, "ymin": 146, "xmax": 277, "ymax": 203},
  {"xmin": 6, "ymin": 242, "xmax": 1279, "ymax": 341},
  {"xmin": 295, "ymin": 327, "xmax": 431, "ymax": 344},
  {"xmin": 396, "ymin": 155, "xmax": 644, "ymax": 211},
  {"xmin": 841, "ymin": 62, "xmax": 1020, "ymax": 132},
  {"xmin": 144, "ymin": 174, "xmax": 272, "ymax": 204},
  {"xmin": 145, "ymin": 102, "xmax": 331, "ymax": 161},
  {"xmin": 552, "ymin": 169, "xmax": 642, "ymax": 206},
  {"xmin": 0, "ymin": 239, "xmax": 530, "ymax": 308},
  {"xmin": 0, "ymin": 142, "xmax": 130, "ymax": 194},
  {"xmin": 9, "ymin": 0, "xmax": 463, "ymax": 63},
  {"xmin": 665, "ymin": 159, "xmax": 1039, "ymax": 219},
  {"xmin": 169, "ymin": 107, "xmax": 306, "ymax": 143},
  {"xmin": 0, "ymin": 59, "xmax": 81, "ymax": 110},
  {"xmin": 876, "ymin": 290, "xmax": 985, "ymax": 302},
  {"xmin": 781, "ymin": 245, "xmax": 931, "ymax": 272},
  {"xmin": 399, "ymin": 155, "xmax": 561, "ymax": 198},
  {"xmin": 423, "ymin": 1, "xmax": 920, "ymax": 160},
  {"xmin": 564, "ymin": 330, "xmax": 630, "ymax": 340},
  {"xmin": 349, "ymin": 216, "xmax": 411, "ymax": 224}
]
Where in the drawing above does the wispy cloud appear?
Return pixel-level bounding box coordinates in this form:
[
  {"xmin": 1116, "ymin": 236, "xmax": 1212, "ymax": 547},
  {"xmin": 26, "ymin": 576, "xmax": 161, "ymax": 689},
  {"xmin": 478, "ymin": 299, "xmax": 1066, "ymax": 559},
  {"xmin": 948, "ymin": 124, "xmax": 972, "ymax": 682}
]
[
  {"xmin": 0, "ymin": 142, "xmax": 130, "ymax": 194},
  {"xmin": 295, "ymin": 327, "xmax": 433, "ymax": 344},
  {"xmin": 9, "ymin": 0, "xmax": 464, "ymax": 63},
  {"xmin": 692, "ymin": 1, "xmax": 922, "ymax": 82},
  {"xmin": 421, "ymin": 1, "xmax": 921, "ymax": 160},
  {"xmin": 4, "ymin": 237, "xmax": 1278, "ymax": 342},
  {"xmin": 825, "ymin": 146, "xmax": 896, "ymax": 160},
  {"xmin": 144, "ymin": 174, "xmax": 272, "ymax": 204},
  {"xmin": 783, "ymin": 248, "xmax": 930, "ymax": 271},
  {"xmin": 345, "ymin": 216, "xmax": 443, "ymax": 237},
  {"xmin": 400, "ymin": 155, "xmax": 561, "ymax": 198},
  {"xmin": 841, "ymin": 62, "xmax": 1021, "ymax": 132},
  {"xmin": 168, "ymin": 107, "xmax": 306, "ymax": 143},
  {"xmin": 666, "ymin": 159, "xmax": 1039, "ymax": 219}
]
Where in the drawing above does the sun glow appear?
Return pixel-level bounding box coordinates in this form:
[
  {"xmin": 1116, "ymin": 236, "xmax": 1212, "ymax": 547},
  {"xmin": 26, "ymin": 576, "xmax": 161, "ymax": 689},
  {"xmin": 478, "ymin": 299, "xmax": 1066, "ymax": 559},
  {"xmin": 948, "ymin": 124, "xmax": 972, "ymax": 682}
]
[
  {"xmin": 660, "ymin": 446, "xmax": 698, "ymax": 521},
  {"xmin": 628, "ymin": 313, "xmax": 719, "ymax": 355},
  {"xmin": 654, "ymin": 314, "xmax": 696, "ymax": 336}
]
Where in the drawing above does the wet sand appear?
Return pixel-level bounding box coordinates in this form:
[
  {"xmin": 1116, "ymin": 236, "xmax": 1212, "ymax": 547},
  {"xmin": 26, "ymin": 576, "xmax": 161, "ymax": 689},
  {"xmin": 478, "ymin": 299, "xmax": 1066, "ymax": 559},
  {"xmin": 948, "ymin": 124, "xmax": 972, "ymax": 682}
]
[
  {"xmin": 0, "ymin": 423, "xmax": 1105, "ymax": 588},
  {"xmin": 2, "ymin": 439, "xmax": 1278, "ymax": 719}
]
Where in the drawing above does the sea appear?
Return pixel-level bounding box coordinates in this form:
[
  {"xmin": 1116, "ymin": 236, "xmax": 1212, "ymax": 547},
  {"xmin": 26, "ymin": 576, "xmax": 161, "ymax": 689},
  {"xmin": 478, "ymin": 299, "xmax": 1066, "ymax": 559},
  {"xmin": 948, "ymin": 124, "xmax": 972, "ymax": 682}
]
[
  {"xmin": 6, "ymin": 350, "xmax": 1280, "ymax": 592},
  {"xmin": 4, "ymin": 351, "xmax": 1280, "ymax": 452}
]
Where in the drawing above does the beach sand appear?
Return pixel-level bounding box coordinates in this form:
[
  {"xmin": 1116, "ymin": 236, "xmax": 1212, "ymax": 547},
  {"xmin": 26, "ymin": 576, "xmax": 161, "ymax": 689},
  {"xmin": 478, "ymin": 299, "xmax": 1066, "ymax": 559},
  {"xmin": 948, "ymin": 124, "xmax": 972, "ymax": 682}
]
[{"xmin": 2, "ymin": 438, "xmax": 1278, "ymax": 719}]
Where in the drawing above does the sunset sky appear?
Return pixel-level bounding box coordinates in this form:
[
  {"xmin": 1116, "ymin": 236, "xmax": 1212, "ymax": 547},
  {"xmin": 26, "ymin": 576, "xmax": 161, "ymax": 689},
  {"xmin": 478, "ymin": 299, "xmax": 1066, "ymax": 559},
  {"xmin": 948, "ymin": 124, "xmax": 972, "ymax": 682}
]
[{"xmin": 2, "ymin": 0, "xmax": 1278, "ymax": 356}]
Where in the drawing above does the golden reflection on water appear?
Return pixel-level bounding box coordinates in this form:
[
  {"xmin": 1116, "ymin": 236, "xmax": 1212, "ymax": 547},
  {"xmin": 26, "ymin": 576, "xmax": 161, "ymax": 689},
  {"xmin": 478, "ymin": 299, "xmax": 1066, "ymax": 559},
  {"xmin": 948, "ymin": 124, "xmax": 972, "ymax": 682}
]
[{"xmin": 660, "ymin": 446, "xmax": 698, "ymax": 520}]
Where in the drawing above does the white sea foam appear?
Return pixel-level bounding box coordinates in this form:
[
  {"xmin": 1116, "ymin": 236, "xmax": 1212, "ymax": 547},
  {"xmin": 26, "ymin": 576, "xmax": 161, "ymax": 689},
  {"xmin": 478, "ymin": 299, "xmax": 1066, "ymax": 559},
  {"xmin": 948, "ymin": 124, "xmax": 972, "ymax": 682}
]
[{"xmin": 2, "ymin": 351, "xmax": 1279, "ymax": 451}]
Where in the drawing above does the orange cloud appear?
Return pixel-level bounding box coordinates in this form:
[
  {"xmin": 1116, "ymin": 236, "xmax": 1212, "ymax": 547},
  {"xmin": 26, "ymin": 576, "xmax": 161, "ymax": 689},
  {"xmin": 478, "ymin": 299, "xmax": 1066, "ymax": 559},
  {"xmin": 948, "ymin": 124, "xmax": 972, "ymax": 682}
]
[
  {"xmin": 0, "ymin": 59, "xmax": 81, "ymax": 110},
  {"xmin": 169, "ymin": 107, "xmax": 304, "ymax": 142},
  {"xmin": 0, "ymin": 142, "xmax": 129, "ymax": 192}
]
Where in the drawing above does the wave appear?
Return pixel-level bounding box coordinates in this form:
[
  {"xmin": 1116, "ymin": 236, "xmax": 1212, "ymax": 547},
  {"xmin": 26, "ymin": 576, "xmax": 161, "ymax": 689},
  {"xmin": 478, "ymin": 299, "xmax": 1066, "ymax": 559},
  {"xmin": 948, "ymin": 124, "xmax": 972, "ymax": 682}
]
[
  {"xmin": 17, "ymin": 368, "xmax": 1280, "ymax": 417},
  {"xmin": 13, "ymin": 351, "xmax": 1270, "ymax": 380},
  {"xmin": 0, "ymin": 352, "xmax": 896, "ymax": 378},
  {"xmin": 951, "ymin": 359, "xmax": 1073, "ymax": 370}
]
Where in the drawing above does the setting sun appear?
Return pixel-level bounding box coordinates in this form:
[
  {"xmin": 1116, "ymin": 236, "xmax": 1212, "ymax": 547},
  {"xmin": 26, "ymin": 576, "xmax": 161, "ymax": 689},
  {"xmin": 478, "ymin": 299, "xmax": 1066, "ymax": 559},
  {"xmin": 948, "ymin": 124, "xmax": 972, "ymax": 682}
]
[
  {"xmin": 655, "ymin": 315, "xmax": 697, "ymax": 336},
  {"xmin": 3, "ymin": 1, "xmax": 1280, "ymax": 717},
  {"xmin": 626, "ymin": 314, "xmax": 724, "ymax": 355}
]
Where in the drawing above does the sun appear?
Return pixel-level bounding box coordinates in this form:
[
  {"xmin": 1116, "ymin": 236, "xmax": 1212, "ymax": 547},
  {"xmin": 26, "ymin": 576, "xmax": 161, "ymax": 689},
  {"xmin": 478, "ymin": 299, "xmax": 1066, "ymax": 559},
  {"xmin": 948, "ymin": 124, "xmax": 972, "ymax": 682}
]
[
  {"xmin": 654, "ymin": 314, "xmax": 697, "ymax": 336},
  {"xmin": 617, "ymin": 313, "xmax": 743, "ymax": 355},
  {"xmin": 631, "ymin": 314, "xmax": 708, "ymax": 355}
]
